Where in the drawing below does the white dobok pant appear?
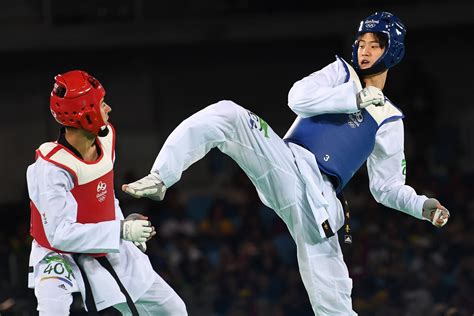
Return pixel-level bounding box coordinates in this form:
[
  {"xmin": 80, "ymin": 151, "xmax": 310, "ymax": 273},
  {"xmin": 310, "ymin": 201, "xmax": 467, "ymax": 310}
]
[{"xmin": 153, "ymin": 100, "xmax": 357, "ymax": 315}]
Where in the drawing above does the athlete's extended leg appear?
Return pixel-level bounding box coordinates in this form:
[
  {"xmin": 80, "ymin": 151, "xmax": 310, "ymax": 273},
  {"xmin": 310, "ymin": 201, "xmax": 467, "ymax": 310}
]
[{"xmin": 125, "ymin": 100, "xmax": 300, "ymax": 214}]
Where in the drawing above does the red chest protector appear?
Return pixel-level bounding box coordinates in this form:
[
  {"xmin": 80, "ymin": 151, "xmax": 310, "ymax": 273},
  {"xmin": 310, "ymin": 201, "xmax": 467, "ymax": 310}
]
[{"xmin": 30, "ymin": 124, "xmax": 117, "ymax": 256}]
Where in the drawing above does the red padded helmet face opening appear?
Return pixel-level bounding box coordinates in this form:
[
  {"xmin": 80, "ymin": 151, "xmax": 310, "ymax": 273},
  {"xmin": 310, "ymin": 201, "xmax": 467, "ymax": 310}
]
[{"xmin": 50, "ymin": 70, "xmax": 106, "ymax": 135}]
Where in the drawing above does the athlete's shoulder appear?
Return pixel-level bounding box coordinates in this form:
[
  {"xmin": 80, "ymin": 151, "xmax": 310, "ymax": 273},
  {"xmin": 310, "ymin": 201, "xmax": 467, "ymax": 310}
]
[
  {"xmin": 368, "ymin": 97, "xmax": 405, "ymax": 129},
  {"xmin": 27, "ymin": 157, "xmax": 74, "ymax": 188},
  {"xmin": 37, "ymin": 141, "xmax": 59, "ymax": 157},
  {"xmin": 384, "ymin": 97, "xmax": 404, "ymax": 117}
]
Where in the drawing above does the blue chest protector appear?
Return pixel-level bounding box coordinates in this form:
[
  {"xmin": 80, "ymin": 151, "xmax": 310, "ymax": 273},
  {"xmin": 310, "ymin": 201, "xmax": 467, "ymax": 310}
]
[{"xmin": 284, "ymin": 57, "xmax": 403, "ymax": 193}]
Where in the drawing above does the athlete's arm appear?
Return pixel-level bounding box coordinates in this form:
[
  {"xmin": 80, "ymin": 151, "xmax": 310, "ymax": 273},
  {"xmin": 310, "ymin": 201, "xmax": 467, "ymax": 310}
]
[
  {"xmin": 288, "ymin": 58, "xmax": 360, "ymax": 117},
  {"xmin": 366, "ymin": 120, "xmax": 427, "ymax": 218}
]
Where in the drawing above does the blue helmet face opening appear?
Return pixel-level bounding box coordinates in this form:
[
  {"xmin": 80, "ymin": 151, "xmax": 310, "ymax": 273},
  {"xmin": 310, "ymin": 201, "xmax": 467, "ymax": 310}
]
[{"xmin": 351, "ymin": 12, "xmax": 406, "ymax": 76}]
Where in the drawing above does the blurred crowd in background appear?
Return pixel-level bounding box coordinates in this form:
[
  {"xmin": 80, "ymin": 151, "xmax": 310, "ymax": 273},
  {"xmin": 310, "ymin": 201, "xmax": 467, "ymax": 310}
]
[{"xmin": 1, "ymin": 0, "xmax": 473, "ymax": 315}]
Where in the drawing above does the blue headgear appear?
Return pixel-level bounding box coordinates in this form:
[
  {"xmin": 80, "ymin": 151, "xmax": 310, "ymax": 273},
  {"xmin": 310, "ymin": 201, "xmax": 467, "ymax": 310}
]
[{"xmin": 351, "ymin": 12, "xmax": 406, "ymax": 76}]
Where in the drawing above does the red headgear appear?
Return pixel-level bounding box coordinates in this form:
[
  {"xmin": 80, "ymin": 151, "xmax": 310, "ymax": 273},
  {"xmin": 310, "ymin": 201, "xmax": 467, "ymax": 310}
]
[{"xmin": 50, "ymin": 70, "xmax": 106, "ymax": 135}]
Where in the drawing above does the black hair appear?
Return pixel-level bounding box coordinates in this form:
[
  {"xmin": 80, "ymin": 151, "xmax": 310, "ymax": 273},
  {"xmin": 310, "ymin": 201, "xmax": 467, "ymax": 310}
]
[
  {"xmin": 373, "ymin": 32, "xmax": 388, "ymax": 49},
  {"xmin": 357, "ymin": 32, "xmax": 388, "ymax": 49}
]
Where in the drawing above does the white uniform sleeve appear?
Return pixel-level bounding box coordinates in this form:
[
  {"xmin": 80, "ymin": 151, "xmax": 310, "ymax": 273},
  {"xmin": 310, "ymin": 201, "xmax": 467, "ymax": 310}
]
[
  {"xmin": 288, "ymin": 59, "xmax": 360, "ymax": 117},
  {"xmin": 367, "ymin": 120, "xmax": 427, "ymax": 219},
  {"xmin": 114, "ymin": 197, "xmax": 125, "ymax": 220},
  {"xmin": 27, "ymin": 159, "xmax": 121, "ymax": 253}
]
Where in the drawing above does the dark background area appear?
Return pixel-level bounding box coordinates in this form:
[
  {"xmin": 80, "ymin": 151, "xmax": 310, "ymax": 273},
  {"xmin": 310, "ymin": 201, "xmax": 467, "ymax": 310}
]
[{"xmin": 0, "ymin": 0, "xmax": 473, "ymax": 315}]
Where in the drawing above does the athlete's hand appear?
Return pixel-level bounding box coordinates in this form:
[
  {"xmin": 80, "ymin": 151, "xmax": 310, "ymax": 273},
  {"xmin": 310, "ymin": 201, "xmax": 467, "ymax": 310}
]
[
  {"xmin": 422, "ymin": 198, "xmax": 450, "ymax": 228},
  {"xmin": 121, "ymin": 215, "xmax": 156, "ymax": 244},
  {"xmin": 356, "ymin": 86, "xmax": 385, "ymax": 109},
  {"xmin": 122, "ymin": 213, "xmax": 156, "ymax": 252}
]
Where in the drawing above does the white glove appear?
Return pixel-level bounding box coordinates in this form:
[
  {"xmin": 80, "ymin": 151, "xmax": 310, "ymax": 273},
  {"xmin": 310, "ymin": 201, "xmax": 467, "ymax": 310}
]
[
  {"xmin": 122, "ymin": 172, "xmax": 167, "ymax": 201},
  {"xmin": 422, "ymin": 198, "xmax": 450, "ymax": 228},
  {"xmin": 121, "ymin": 219, "xmax": 153, "ymax": 243},
  {"xmin": 123, "ymin": 213, "xmax": 156, "ymax": 252},
  {"xmin": 356, "ymin": 86, "xmax": 385, "ymax": 109}
]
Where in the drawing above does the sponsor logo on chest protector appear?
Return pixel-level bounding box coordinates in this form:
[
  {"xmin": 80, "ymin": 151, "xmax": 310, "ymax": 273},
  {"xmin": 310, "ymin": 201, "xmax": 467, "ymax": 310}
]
[{"xmin": 348, "ymin": 111, "xmax": 364, "ymax": 128}]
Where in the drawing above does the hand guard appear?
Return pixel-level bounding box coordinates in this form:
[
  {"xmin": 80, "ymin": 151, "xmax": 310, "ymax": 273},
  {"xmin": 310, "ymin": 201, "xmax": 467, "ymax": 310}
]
[
  {"xmin": 123, "ymin": 213, "xmax": 156, "ymax": 252},
  {"xmin": 121, "ymin": 219, "xmax": 153, "ymax": 243},
  {"xmin": 422, "ymin": 198, "xmax": 450, "ymax": 228},
  {"xmin": 356, "ymin": 86, "xmax": 385, "ymax": 109},
  {"xmin": 122, "ymin": 173, "xmax": 166, "ymax": 201}
]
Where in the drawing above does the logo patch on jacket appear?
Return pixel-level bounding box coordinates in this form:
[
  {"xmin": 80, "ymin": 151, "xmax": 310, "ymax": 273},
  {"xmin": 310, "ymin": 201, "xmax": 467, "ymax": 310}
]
[{"xmin": 247, "ymin": 111, "xmax": 270, "ymax": 138}]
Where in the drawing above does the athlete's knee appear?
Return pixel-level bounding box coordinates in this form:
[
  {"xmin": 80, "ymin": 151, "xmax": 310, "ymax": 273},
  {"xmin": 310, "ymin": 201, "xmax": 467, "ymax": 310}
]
[
  {"xmin": 206, "ymin": 100, "xmax": 242, "ymax": 120},
  {"xmin": 37, "ymin": 298, "xmax": 71, "ymax": 315},
  {"xmin": 34, "ymin": 274, "xmax": 74, "ymax": 315},
  {"xmin": 35, "ymin": 285, "xmax": 72, "ymax": 315},
  {"xmin": 312, "ymin": 276, "xmax": 354, "ymax": 315},
  {"xmin": 209, "ymin": 99, "xmax": 240, "ymax": 110}
]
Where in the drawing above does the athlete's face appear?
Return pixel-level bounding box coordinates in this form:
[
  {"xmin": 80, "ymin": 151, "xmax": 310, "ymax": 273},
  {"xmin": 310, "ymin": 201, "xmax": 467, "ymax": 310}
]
[
  {"xmin": 100, "ymin": 99, "xmax": 112, "ymax": 123},
  {"xmin": 357, "ymin": 32, "xmax": 385, "ymax": 69}
]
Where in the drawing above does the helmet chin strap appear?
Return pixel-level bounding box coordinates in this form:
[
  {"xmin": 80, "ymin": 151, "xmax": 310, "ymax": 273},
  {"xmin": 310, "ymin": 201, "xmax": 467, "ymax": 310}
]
[{"xmin": 356, "ymin": 62, "xmax": 387, "ymax": 78}]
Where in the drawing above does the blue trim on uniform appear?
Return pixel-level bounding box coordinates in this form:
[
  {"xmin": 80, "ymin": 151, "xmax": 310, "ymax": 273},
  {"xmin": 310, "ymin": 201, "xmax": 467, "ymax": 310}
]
[
  {"xmin": 335, "ymin": 55, "xmax": 350, "ymax": 83},
  {"xmin": 380, "ymin": 98, "xmax": 405, "ymax": 126},
  {"xmin": 380, "ymin": 115, "xmax": 404, "ymax": 127}
]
